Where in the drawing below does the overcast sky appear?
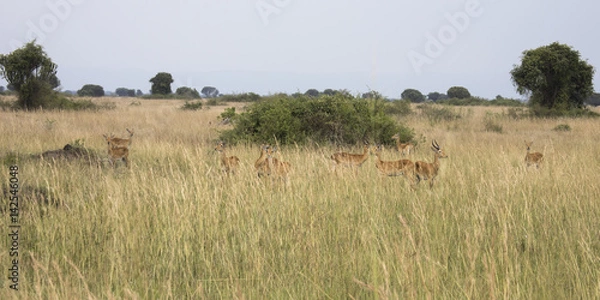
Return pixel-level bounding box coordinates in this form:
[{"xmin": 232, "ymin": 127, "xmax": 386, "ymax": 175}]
[{"xmin": 1, "ymin": 0, "xmax": 599, "ymax": 98}]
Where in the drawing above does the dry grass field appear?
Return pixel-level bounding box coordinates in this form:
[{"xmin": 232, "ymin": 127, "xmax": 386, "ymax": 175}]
[{"xmin": 1, "ymin": 96, "xmax": 600, "ymax": 299}]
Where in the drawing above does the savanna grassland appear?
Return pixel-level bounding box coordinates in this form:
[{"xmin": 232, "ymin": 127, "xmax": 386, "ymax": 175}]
[{"xmin": 1, "ymin": 97, "xmax": 600, "ymax": 299}]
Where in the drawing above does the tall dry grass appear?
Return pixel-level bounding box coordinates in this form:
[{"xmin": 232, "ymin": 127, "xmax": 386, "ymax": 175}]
[{"xmin": 1, "ymin": 98, "xmax": 600, "ymax": 299}]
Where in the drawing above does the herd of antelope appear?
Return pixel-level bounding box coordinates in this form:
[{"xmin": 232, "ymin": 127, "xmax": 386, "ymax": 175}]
[{"xmin": 102, "ymin": 129, "xmax": 544, "ymax": 187}]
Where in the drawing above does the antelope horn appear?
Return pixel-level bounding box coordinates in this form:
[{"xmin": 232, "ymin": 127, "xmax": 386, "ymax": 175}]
[{"xmin": 432, "ymin": 140, "xmax": 440, "ymax": 150}]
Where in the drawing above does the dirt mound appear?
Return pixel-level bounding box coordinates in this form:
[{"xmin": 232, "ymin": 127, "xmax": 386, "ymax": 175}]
[{"xmin": 40, "ymin": 144, "xmax": 99, "ymax": 163}]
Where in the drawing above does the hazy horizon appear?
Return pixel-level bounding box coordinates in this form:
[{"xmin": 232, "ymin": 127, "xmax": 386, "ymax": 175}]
[{"xmin": 1, "ymin": 0, "xmax": 599, "ymax": 99}]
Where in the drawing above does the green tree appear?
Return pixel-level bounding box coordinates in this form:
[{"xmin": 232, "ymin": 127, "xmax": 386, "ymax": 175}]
[
  {"xmin": 401, "ymin": 88, "xmax": 425, "ymax": 103},
  {"xmin": 447, "ymin": 86, "xmax": 471, "ymax": 99},
  {"xmin": 77, "ymin": 84, "xmax": 105, "ymax": 97},
  {"xmin": 149, "ymin": 72, "xmax": 173, "ymax": 95},
  {"xmin": 201, "ymin": 86, "xmax": 219, "ymax": 98},
  {"xmin": 323, "ymin": 88, "xmax": 336, "ymax": 96},
  {"xmin": 427, "ymin": 92, "xmax": 447, "ymax": 101},
  {"xmin": 175, "ymin": 86, "xmax": 201, "ymax": 99},
  {"xmin": 511, "ymin": 42, "xmax": 595, "ymax": 111},
  {"xmin": 586, "ymin": 93, "xmax": 600, "ymax": 106},
  {"xmin": 305, "ymin": 89, "xmax": 320, "ymax": 97},
  {"xmin": 0, "ymin": 41, "xmax": 60, "ymax": 109},
  {"xmin": 116, "ymin": 87, "xmax": 136, "ymax": 97}
]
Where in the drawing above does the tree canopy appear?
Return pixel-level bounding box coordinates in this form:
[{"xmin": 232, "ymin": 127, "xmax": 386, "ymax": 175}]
[
  {"xmin": 149, "ymin": 72, "xmax": 173, "ymax": 95},
  {"xmin": 77, "ymin": 84, "xmax": 105, "ymax": 97},
  {"xmin": 176, "ymin": 86, "xmax": 201, "ymax": 99},
  {"xmin": 447, "ymin": 86, "xmax": 471, "ymax": 99},
  {"xmin": 0, "ymin": 41, "xmax": 60, "ymax": 109},
  {"xmin": 116, "ymin": 87, "xmax": 136, "ymax": 97},
  {"xmin": 511, "ymin": 42, "xmax": 595, "ymax": 111},
  {"xmin": 201, "ymin": 86, "xmax": 219, "ymax": 98},
  {"xmin": 401, "ymin": 88, "xmax": 425, "ymax": 103}
]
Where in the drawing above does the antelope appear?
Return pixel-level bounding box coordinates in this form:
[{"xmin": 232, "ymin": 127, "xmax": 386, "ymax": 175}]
[
  {"xmin": 255, "ymin": 144, "xmax": 271, "ymax": 177},
  {"xmin": 391, "ymin": 133, "xmax": 415, "ymax": 156},
  {"xmin": 371, "ymin": 144, "xmax": 415, "ymax": 184},
  {"xmin": 214, "ymin": 141, "xmax": 240, "ymax": 175},
  {"xmin": 103, "ymin": 136, "xmax": 130, "ymax": 168},
  {"xmin": 330, "ymin": 142, "xmax": 371, "ymax": 170},
  {"xmin": 267, "ymin": 146, "xmax": 292, "ymax": 182},
  {"xmin": 103, "ymin": 128, "xmax": 134, "ymax": 148},
  {"xmin": 524, "ymin": 141, "xmax": 543, "ymax": 168},
  {"xmin": 414, "ymin": 140, "xmax": 447, "ymax": 188}
]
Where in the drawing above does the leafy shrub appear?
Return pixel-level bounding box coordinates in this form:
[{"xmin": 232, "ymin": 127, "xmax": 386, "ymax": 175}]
[
  {"xmin": 385, "ymin": 99, "xmax": 412, "ymax": 116},
  {"xmin": 484, "ymin": 119, "xmax": 503, "ymax": 133},
  {"xmin": 553, "ymin": 124, "xmax": 571, "ymax": 131},
  {"xmin": 181, "ymin": 101, "xmax": 203, "ymax": 111},
  {"xmin": 46, "ymin": 96, "xmax": 113, "ymax": 111},
  {"xmin": 529, "ymin": 105, "xmax": 599, "ymax": 118},
  {"xmin": 220, "ymin": 94, "xmax": 413, "ymax": 146},
  {"xmin": 220, "ymin": 107, "xmax": 236, "ymax": 120},
  {"xmin": 417, "ymin": 104, "xmax": 462, "ymax": 124},
  {"xmin": 205, "ymin": 98, "xmax": 224, "ymax": 106},
  {"xmin": 175, "ymin": 87, "xmax": 201, "ymax": 99},
  {"xmin": 438, "ymin": 97, "xmax": 525, "ymax": 107},
  {"xmin": 506, "ymin": 107, "xmax": 526, "ymax": 120}
]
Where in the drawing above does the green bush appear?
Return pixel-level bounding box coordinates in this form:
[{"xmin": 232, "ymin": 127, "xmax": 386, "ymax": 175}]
[
  {"xmin": 220, "ymin": 107, "xmax": 236, "ymax": 120},
  {"xmin": 529, "ymin": 105, "xmax": 599, "ymax": 118},
  {"xmin": 418, "ymin": 104, "xmax": 462, "ymax": 124},
  {"xmin": 438, "ymin": 97, "xmax": 525, "ymax": 107},
  {"xmin": 219, "ymin": 93, "xmax": 261, "ymax": 102},
  {"xmin": 220, "ymin": 94, "xmax": 413, "ymax": 146},
  {"xmin": 484, "ymin": 119, "xmax": 503, "ymax": 133},
  {"xmin": 385, "ymin": 99, "xmax": 412, "ymax": 116},
  {"xmin": 553, "ymin": 124, "xmax": 571, "ymax": 131},
  {"xmin": 181, "ymin": 101, "xmax": 203, "ymax": 111}
]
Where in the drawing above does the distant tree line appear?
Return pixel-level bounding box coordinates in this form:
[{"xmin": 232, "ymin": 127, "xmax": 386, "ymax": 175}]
[{"xmin": 1, "ymin": 41, "xmax": 597, "ymax": 114}]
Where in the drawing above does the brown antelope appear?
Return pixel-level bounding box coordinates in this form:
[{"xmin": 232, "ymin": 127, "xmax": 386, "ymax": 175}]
[
  {"xmin": 267, "ymin": 146, "xmax": 292, "ymax": 182},
  {"xmin": 330, "ymin": 142, "xmax": 371, "ymax": 170},
  {"xmin": 103, "ymin": 128, "xmax": 134, "ymax": 148},
  {"xmin": 214, "ymin": 141, "xmax": 240, "ymax": 175},
  {"xmin": 414, "ymin": 140, "xmax": 448, "ymax": 188},
  {"xmin": 103, "ymin": 136, "xmax": 130, "ymax": 168},
  {"xmin": 371, "ymin": 144, "xmax": 415, "ymax": 184},
  {"xmin": 391, "ymin": 133, "xmax": 415, "ymax": 156},
  {"xmin": 255, "ymin": 144, "xmax": 271, "ymax": 177},
  {"xmin": 524, "ymin": 141, "xmax": 544, "ymax": 168}
]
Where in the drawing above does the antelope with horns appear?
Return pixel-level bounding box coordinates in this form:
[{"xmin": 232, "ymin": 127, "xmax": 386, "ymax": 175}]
[
  {"xmin": 103, "ymin": 135, "xmax": 130, "ymax": 168},
  {"xmin": 414, "ymin": 140, "xmax": 448, "ymax": 188},
  {"xmin": 330, "ymin": 142, "xmax": 371, "ymax": 171},
  {"xmin": 255, "ymin": 144, "xmax": 271, "ymax": 177},
  {"xmin": 391, "ymin": 133, "xmax": 415, "ymax": 156},
  {"xmin": 371, "ymin": 144, "xmax": 415, "ymax": 184},
  {"xmin": 524, "ymin": 141, "xmax": 544, "ymax": 168},
  {"xmin": 103, "ymin": 128, "xmax": 134, "ymax": 148},
  {"xmin": 267, "ymin": 146, "xmax": 292, "ymax": 183},
  {"xmin": 214, "ymin": 141, "xmax": 240, "ymax": 175}
]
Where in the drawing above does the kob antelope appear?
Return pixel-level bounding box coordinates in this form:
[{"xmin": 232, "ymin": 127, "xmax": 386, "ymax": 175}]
[
  {"xmin": 103, "ymin": 135, "xmax": 130, "ymax": 168},
  {"xmin": 214, "ymin": 141, "xmax": 240, "ymax": 175},
  {"xmin": 391, "ymin": 133, "xmax": 415, "ymax": 156},
  {"xmin": 524, "ymin": 141, "xmax": 543, "ymax": 168},
  {"xmin": 330, "ymin": 142, "xmax": 371, "ymax": 170},
  {"xmin": 255, "ymin": 144, "xmax": 271, "ymax": 177},
  {"xmin": 414, "ymin": 140, "xmax": 447, "ymax": 188},
  {"xmin": 267, "ymin": 146, "xmax": 292, "ymax": 182},
  {"xmin": 103, "ymin": 128, "xmax": 134, "ymax": 148},
  {"xmin": 371, "ymin": 144, "xmax": 415, "ymax": 184}
]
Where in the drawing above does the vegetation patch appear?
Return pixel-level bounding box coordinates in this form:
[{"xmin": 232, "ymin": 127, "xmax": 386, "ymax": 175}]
[
  {"xmin": 220, "ymin": 93, "xmax": 414, "ymax": 145},
  {"xmin": 180, "ymin": 100, "xmax": 203, "ymax": 111},
  {"xmin": 553, "ymin": 124, "xmax": 572, "ymax": 132}
]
